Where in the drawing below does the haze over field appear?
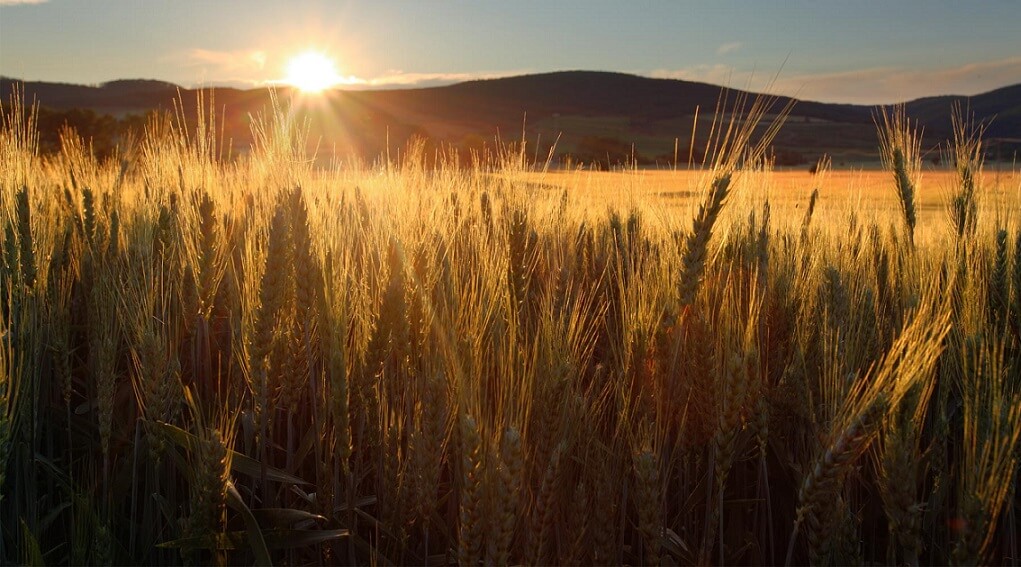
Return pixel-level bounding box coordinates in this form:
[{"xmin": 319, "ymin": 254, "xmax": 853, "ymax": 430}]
[{"xmin": 4, "ymin": 71, "xmax": 1021, "ymax": 166}]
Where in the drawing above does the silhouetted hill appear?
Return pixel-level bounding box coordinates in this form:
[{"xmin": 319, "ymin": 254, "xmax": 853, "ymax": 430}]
[
  {"xmin": 100, "ymin": 79, "xmax": 181, "ymax": 91},
  {"xmin": 0, "ymin": 78, "xmax": 182, "ymax": 112},
  {"xmin": 439, "ymin": 71, "xmax": 872, "ymax": 124},
  {"xmin": 905, "ymin": 83, "xmax": 1021, "ymax": 139},
  {"xmin": 2, "ymin": 71, "xmax": 1019, "ymax": 164}
]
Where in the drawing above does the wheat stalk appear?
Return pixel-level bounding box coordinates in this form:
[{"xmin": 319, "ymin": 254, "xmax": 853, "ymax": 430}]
[
  {"xmin": 591, "ymin": 451, "xmax": 620, "ymax": 564},
  {"xmin": 878, "ymin": 405, "xmax": 926, "ymax": 565},
  {"xmin": 413, "ymin": 369, "xmax": 448, "ymax": 525},
  {"xmin": 15, "ymin": 187, "xmax": 35, "ymax": 290},
  {"xmin": 800, "ymin": 187, "xmax": 819, "ymax": 243},
  {"xmin": 876, "ymin": 105, "xmax": 922, "ymax": 247},
  {"xmin": 488, "ymin": 426, "xmax": 522, "ymax": 566},
  {"xmin": 0, "ymin": 312, "xmax": 17, "ymax": 503},
  {"xmin": 634, "ymin": 449, "xmax": 662, "ymax": 566},
  {"xmin": 953, "ymin": 339, "xmax": 1021, "ymax": 565},
  {"xmin": 529, "ymin": 439, "xmax": 565, "ymax": 565},
  {"xmin": 989, "ymin": 229, "xmax": 1009, "ymax": 328},
  {"xmin": 182, "ymin": 386, "xmax": 235, "ymax": 567},
  {"xmin": 1012, "ymin": 229, "xmax": 1021, "ymax": 345},
  {"xmin": 458, "ymin": 414, "xmax": 484, "ymax": 567},
  {"xmin": 563, "ymin": 480, "xmax": 590, "ymax": 566},
  {"xmin": 90, "ymin": 271, "xmax": 119, "ymax": 463},
  {"xmin": 947, "ymin": 102, "xmax": 984, "ymax": 242},
  {"xmin": 679, "ymin": 172, "xmax": 731, "ymax": 306},
  {"xmin": 793, "ymin": 395, "xmax": 888, "ymax": 565}
]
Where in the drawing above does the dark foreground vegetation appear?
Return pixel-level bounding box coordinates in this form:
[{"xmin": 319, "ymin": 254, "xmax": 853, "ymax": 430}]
[{"xmin": 1, "ymin": 89, "xmax": 1020, "ymax": 565}]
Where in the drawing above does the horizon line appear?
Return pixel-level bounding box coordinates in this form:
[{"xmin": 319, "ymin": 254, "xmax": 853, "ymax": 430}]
[{"xmin": 1, "ymin": 69, "xmax": 1019, "ymax": 108}]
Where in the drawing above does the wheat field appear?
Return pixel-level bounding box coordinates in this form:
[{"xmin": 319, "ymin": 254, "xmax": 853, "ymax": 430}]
[{"xmin": 1, "ymin": 91, "xmax": 1020, "ymax": 566}]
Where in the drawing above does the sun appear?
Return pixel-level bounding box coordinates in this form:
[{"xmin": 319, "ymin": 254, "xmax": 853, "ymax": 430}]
[{"xmin": 284, "ymin": 51, "xmax": 342, "ymax": 93}]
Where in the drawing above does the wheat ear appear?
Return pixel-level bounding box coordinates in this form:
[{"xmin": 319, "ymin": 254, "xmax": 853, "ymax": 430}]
[
  {"xmin": 876, "ymin": 105, "xmax": 921, "ymax": 247},
  {"xmin": 788, "ymin": 396, "xmax": 888, "ymax": 565},
  {"xmin": 488, "ymin": 426, "xmax": 522, "ymax": 566},
  {"xmin": 679, "ymin": 173, "xmax": 732, "ymax": 306},
  {"xmin": 458, "ymin": 414, "xmax": 484, "ymax": 567},
  {"xmin": 529, "ymin": 440, "xmax": 565, "ymax": 565},
  {"xmin": 634, "ymin": 449, "xmax": 663, "ymax": 566}
]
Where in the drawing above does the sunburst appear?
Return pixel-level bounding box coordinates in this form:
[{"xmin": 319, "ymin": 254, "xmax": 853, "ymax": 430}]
[{"xmin": 283, "ymin": 51, "xmax": 342, "ymax": 93}]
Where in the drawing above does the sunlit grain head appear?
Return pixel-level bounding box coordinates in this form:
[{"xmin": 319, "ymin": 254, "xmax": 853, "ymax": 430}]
[{"xmin": 284, "ymin": 50, "xmax": 343, "ymax": 93}]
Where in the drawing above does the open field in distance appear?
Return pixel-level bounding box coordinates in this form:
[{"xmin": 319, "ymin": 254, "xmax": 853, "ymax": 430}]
[{"xmin": 515, "ymin": 168, "xmax": 1021, "ymax": 237}]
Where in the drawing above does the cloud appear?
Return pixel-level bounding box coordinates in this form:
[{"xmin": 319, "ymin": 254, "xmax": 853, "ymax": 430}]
[
  {"xmin": 716, "ymin": 42, "xmax": 742, "ymax": 56},
  {"xmin": 647, "ymin": 56, "xmax": 1021, "ymax": 104},
  {"xmin": 650, "ymin": 64, "xmax": 737, "ymax": 85},
  {"xmin": 164, "ymin": 48, "xmax": 272, "ymax": 87},
  {"xmin": 170, "ymin": 47, "xmax": 526, "ymax": 90},
  {"xmin": 259, "ymin": 69, "xmax": 528, "ymax": 90},
  {"xmin": 0, "ymin": 0, "xmax": 48, "ymax": 5},
  {"xmin": 268, "ymin": 69, "xmax": 531, "ymax": 90},
  {"xmin": 650, "ymin": 64, "xmax": 766, "ymax": 93},
  {"xmin": 359, "ymin": 69, "xmax": 531, "ymax": 88},
  {"xmin": 181, "ymin": 48, "xmax": 269, "ymax": 73},
  {"xmin": 780, "ymin": 56, "xmax": 1021, "ymax": 104}
]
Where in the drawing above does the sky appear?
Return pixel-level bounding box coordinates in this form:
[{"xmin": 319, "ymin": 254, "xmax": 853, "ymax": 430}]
[{"xmin": 1, "ymin": 0, "xmax": 1019, "ymax": 104}]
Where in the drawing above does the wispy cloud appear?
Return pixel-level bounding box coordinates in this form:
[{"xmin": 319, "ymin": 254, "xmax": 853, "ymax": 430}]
[
  {"xmin": 359, "ymin": 69, "xmax": 531, "ymax": 88},
  {"xmin": 181, "ymin": 48, "xmax": 269, "ymax": 73},
  {"xmin": 779, "ymin": 56, "xmax": 1021, "ymax": 104},
  {"xmin": 648, "ymin": 56, "xmax": 1021, "ymax": 104},
  {"xmin": 716, "ymin": 42, "xmax": 742, "ymax": 56},
  {"xmin": 649, "ymin": 64, "xmax": 740, "ymax": 87},
  {"xmin": 176, "ymin": 59, "xmax": 530, "ymax": 90},
  {"xmin": 0, "ymin": 0, "xmax": 48, "ymax": 5},
  {"xmin": 170, "ymin": 46, "xmax": 527, "ymax": 90},
  {"xmin": 164, "ymin": 48, "xmax": 272, "ymax": 87},
  {"xmin": 258, "ymin": 69, "xmax": 528, "ymax": 90}
]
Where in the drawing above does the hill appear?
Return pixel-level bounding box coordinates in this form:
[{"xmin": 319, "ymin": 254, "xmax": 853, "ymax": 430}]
[{"xmin": 2, "ymin": 71, "xmax": 1019, "ymax": 165}]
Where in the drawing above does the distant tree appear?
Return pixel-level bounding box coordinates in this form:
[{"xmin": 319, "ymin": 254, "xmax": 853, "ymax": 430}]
[
  {"xmin": 458, "ymin": 133, "xmax": 489, "ymax": 164},
  {"xmin": 24, "ymin": 105, "xmax": 156, "ymax": 159},
  {"xmin": 575, "ymin": 136, "xmax": 641, "ymax": 169},
  {"xmin": 773, "ymin": 148, "xmax": 807, "ymax": 167}
]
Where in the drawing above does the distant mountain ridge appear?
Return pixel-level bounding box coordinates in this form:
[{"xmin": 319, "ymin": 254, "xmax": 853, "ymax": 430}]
[{"xmin": 2, "ymin": 71, "xmax": 1019, "ymax": 163}]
